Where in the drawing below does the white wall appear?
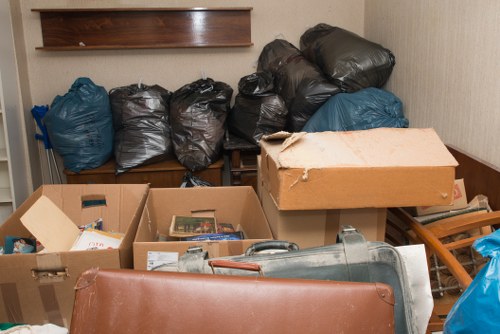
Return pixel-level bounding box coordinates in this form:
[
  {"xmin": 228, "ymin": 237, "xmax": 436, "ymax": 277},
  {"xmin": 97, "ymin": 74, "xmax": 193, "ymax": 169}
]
[{"xmin": 365, "ymin": 0, "xmax": 500, "ymax": 169}]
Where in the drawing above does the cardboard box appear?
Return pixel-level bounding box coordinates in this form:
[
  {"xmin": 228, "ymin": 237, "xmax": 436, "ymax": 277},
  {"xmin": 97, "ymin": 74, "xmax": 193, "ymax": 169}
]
[
  {"xmin": 260, "ymin": 128, "xmax": 458, "ymax": 210},
  {"xmin": 133, "ymin": 186, "xmax": 273, "ymax": 270},
  {"xmin": 411, "ymin": 179, "xmax": 468, "ymax": 216},
  {"xmin": 260, "ymin": 186, "xmax": 387, "ymax": 248},
  {"xmin": 0, "ymin": 184, "xmax": 149, "ymax": 328}
]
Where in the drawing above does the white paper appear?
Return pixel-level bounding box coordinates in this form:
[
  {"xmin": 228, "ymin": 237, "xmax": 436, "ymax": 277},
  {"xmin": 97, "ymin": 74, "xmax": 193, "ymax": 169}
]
[
  {"xmin": 147, "ymin": 251, "xmax": 179, "ymax": 271},
  {"xmin": 70, "ymin": 230, "xmax": 123, "ymax": 251},
  {"xmin": 397, "ymin": 244, "xmax": 434, "ymax": 334}
]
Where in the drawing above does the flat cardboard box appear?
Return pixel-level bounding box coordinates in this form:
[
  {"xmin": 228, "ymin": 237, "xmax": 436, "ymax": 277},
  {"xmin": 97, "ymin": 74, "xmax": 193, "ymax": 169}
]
[
  {"xmin": 411, "ymin": 179, "xmax": 468, "ymax": 216},
  {"xmin": 0, "ymin": 184, "xmax": 149, "ymax": 328},
  {"xmin": 260, "ymin": 128, "xmax": 458, "ymax": 210},
  {"xmin": 260, "ymin": 186, "xmax": 387, "ymax": 249},
  {"xmin": 133, "ymin": 186, "xmax": 273, "ymax": 270}
]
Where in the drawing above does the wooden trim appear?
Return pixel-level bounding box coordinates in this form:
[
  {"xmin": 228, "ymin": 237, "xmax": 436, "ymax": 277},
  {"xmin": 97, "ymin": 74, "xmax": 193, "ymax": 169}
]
[
  {"xmin": 36, "ymin": 43, "xmax": 253, "ymax": 51},
  {"xmin": 32, "ymin": 7, "xmax": 253, "ymax": 50},
  {"xmin": 447, "ymin": 145, "xmax": 500, "ymax": 211},
  {"xmin": 32, "ymin": 7, "xmax": 253, "ymax": 13}
]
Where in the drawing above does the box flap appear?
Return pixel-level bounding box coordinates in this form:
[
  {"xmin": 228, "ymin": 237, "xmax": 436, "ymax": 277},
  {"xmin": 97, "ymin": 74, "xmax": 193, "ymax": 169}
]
[
  {"xmin": 261, "ymin": 131, "xmax": 292, "ymax": 141},
  {"xmin": 20, "ymin": 195, "xmax": 81, "ymax": 252},
  {"xmin": 267, "ymin": 128, "xmax": 458, "ymax": 169}
]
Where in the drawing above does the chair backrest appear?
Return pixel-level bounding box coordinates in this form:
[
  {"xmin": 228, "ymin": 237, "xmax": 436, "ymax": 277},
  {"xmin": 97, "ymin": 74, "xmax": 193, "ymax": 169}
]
[
  {"xmin": 388, "ymin": 208, "xmax": 500, "ymax": 288},
  {"xmin": 70, "ymin": 268, "xmax": 395, "ymax": 334},
  {"xmin": 387, "ymin": 208, "xmax": 500, "ymax": 332}
]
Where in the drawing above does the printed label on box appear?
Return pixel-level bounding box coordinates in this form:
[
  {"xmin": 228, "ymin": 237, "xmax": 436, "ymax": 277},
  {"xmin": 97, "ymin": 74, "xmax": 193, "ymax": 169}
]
[{"xmin": 147, "ymin": 251, "xmax": 179, "ymax": 271}]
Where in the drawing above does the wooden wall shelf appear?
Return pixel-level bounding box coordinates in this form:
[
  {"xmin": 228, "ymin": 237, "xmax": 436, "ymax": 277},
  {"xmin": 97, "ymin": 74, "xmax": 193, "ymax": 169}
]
[{"xmin": 32, "ymin": 7, "xmax": 253, "ymax": 50}]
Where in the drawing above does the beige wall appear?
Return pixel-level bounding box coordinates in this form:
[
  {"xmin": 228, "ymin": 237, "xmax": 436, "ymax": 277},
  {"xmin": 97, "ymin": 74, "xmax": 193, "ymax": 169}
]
[
  {"xmin": 21, "ymin": 0, "xmax": 364, "ymax": 105},
  {"xmin": 17, "ymin": 0, "xmax": 364, "ymax": 187},
  {"xmin": 365, "ymin": 0, "xmax": 500, "ymax": 169},
  {"xmin": 17, "ymin": 0, "xmax": 500, "ymax": 189}
]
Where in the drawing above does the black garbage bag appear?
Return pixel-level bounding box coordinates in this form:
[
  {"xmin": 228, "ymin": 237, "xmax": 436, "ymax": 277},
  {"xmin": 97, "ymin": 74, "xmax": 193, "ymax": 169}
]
[
  {"xmin": 237, "ymin": 71, "xmax": 275, "ymax": 96},
  {"xmin": 257, "ymin": 39, "xmax": 341, "ymax": 132},
  {"xmin": 302, "ymin": 87, "xmax": 408, "ymax": 132},
  {"xmin": 170, "ymin": 78, "xmax": 233, "ymax": 171},
  {"xmin": 109, "ymin": 83, "xmax": 173, "ymax": 174},
  {"xmin": 300, "ymin": 24, "xmax": 396, "ymax": 93},
  {"xmin": 180, "ymin": 172, "xmax": 213, "ymax": 188},
  {"xmin": 45, "ymin": 77, "xmax": 114, "ymax": 172},
  {"xmin": 228, "ymin": 72, "xmax": 288, "ymax": 145}
]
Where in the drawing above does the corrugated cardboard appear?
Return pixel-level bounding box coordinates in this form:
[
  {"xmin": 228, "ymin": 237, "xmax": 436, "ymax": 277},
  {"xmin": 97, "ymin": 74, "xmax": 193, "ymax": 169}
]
[
  {"xmin": 260, "ymin": 185, "xmax": 387, "ymax": 249},
  {"xmin": 260, "ymin": 128, "xmax": 458, "ymax": 210},
  {"xmin": 20, "ymin": 196, "xmax": 81, "ymax": 252},
  {"xmin": 412, "ymin": 179, "xmax": 468, "ymax": 216},
  {"xmin": 133, "ymin": 186, "xmax": 273, "ymax": 270},
  {"xmin": 0, "ymin": 184, "xmax": 149, "ymax": 328}
]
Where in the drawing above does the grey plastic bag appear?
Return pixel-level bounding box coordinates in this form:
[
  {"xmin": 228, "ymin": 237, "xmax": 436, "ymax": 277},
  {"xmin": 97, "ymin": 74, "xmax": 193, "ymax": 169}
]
[
  {"xmin": 228, "ymin": 72, "xmax": 288, "ymax": 145},
  {"xmin": 109, "ymin": 83, "xmax": 173, "ymax": 174},
  {"xmin": 170, "ymin": 78, "xmax": 233, "ymax": 171},
  {"xmin": 257, "ymin": 39, "xmax": 341, "ymax": 132},
  {"xmin": 300, "ymin": 24, "xmax": 396, "ymax": 92}
]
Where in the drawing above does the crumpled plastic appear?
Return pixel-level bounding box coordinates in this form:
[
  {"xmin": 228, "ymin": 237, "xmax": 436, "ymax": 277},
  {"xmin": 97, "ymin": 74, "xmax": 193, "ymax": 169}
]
[
  {"xmin": 300, "ymin": 24, "xmax": 396, "ymax": 93},
  {"xmin": 302, "ymin": 87, "xmax": 408, "ymax": 132},
  {"xmin": 45, "ymin": 77, "xmax": 113, "ymax": 172},
  {"xmin": 228, "ymin": 72, "xmax": 288, "ymax": 145},
  {"xmin": 109, "ymin": 83, "xmax": 173, "ymax": 174},
  {"xmin": 257, "ymin": 39, "xmax": 341, "ymax": 132},
  {"xmin": 444, "ymin": 229, "xmax": 500, "ymax": 333},
  {"xmin": 170, "ymin": 78, "xmax": 233, "ymax": 171}
]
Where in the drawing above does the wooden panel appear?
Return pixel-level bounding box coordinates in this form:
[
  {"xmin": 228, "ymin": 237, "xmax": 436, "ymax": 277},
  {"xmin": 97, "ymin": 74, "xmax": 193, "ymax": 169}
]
[
  {"xmin": 32, "ymin": 7, "xmax": 252, "ymax": 50},
  {"xmin": 447, "ymin": 145, "xmax": 500, "ymax": 211},
  {"xmin": 66, "ymin": 173, "xmax": 116, "ymax": 185},
  {"xmin": 64, "ymin": 159, "xmax": 223, "ymax": 188}
]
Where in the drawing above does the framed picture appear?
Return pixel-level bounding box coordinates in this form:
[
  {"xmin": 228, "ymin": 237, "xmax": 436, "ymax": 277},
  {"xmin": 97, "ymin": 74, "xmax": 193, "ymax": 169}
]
[{"xmin": 169, "ymin": 216, "xmax": 217, "ymax": 237}]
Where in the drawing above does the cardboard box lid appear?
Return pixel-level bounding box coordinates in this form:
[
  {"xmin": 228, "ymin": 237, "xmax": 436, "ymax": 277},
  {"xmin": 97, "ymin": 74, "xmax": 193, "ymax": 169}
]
[{"xmin": 263, "ymin": 128, "xmax": 458, "ymax": 169}]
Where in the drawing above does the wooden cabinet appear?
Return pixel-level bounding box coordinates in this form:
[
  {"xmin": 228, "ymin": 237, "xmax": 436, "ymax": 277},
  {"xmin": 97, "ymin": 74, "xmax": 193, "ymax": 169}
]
[{"xmin": 64, "ymin": 159, "xmax": 224, "ymax": 188}]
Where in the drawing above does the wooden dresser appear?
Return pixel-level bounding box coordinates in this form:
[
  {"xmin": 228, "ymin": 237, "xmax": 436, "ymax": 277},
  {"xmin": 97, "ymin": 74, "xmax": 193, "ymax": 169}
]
[{"xmin": 64, "ymin": 158, "xmax": 224, "ymax": 188}]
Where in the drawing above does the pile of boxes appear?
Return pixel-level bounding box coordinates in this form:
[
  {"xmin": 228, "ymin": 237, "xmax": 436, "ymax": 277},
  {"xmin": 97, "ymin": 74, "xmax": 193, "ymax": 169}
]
[
  {"xmin": 0, "ymin": 127, "xmax": 458, "ymax": 328},
  {"xmin": 258, "ymin": 128, "xmax": 458, "ymax": 247}
]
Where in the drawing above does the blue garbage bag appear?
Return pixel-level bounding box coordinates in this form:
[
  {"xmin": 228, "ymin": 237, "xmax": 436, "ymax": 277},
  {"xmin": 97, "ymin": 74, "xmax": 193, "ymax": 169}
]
[
  {"xmin": 44, "ymin": 77, "xmax": 114, "ymax": 172},
  {"xmin": 302, "ymin": 87, "xmax": 408, "ymax": 132},
  {"xmin": 444, "ymin": 229, "xmax": 500, "ymax": 334}
]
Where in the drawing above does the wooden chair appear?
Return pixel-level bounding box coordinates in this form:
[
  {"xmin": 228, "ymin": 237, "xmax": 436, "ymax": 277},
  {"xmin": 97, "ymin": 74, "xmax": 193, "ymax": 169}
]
[{"xmin": 387, "ymin": 208, "xmax": 500, "ymax": 332}]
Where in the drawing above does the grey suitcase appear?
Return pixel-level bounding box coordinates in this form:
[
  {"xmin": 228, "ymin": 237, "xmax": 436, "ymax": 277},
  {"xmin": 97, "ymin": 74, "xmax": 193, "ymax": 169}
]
[{"xmin": 178, "ymin": 226, "xmax": 418, "ymax": 334}]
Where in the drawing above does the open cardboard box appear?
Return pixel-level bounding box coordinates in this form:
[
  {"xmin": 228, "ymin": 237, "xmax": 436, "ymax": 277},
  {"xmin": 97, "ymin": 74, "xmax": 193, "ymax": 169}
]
[
  {"xmin": 260, "ymin": 128, "xmax": 458, "ymax": 210},
  {"xmin": 133, "ymin": 186, "xmax": 272, "ymax": 270},
  {"xmin": 0, "ymin": 184, "xmax": 149, "ymax": 328}
]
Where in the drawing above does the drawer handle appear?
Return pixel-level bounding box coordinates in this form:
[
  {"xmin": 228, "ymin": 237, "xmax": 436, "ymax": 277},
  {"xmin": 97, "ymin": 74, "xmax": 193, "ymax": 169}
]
[{"xmin": 31, "ymin": 268, "xmax": 70, "ymax": 280}]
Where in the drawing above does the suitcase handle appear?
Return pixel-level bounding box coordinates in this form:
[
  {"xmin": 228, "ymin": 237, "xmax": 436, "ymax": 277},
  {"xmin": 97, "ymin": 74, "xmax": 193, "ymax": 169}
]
[
  {"xmin": 208, "ymin": 260, "xmax": 263, "ymax": 276},
  {"xmin": 244, "ymin": 240, "xmax": 299, "ymax": 256},
  {"xmin": 338, "ymin": 225, "xmax": 371, "ymax": 282}
]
